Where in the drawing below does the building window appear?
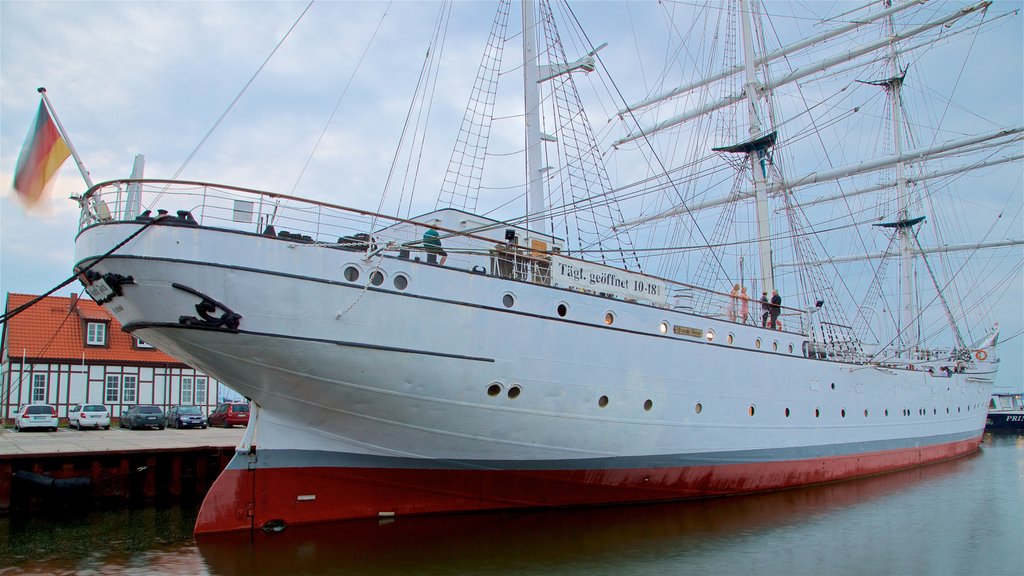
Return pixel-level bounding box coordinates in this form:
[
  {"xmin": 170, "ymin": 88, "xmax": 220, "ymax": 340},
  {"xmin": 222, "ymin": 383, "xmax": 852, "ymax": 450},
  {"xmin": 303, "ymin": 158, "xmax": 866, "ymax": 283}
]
[
  {"xmin": 32, "ymin": 374, "xmax": 47, "ymax": 403},
  {"xmin": 123, "ymin": 375, "xmax": 137, "ymax": 403},
  {"xmin": 182, "ymin": 377, "xmax": 194, "ymax": 405},
  {"xmin": 195, "ymin": 377, "xmax": 208, "ymax": 404},
  {"xmin": 105, "ymin": 375, "xmax": 120, "ymax": 403},
  {"xmin": 86, "ymin": 322, "xmax": 107, "ymax": 346},
  {"xmin": 134, "ymin": 337, "xmax": 154, "ymax": 349}
]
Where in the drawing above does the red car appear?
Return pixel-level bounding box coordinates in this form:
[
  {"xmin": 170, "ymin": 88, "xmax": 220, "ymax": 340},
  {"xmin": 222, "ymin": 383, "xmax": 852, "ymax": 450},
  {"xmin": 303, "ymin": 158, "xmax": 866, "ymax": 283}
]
[{"xmin": 208, "ymin": 402, "xmax": 250, "ymax": 428}]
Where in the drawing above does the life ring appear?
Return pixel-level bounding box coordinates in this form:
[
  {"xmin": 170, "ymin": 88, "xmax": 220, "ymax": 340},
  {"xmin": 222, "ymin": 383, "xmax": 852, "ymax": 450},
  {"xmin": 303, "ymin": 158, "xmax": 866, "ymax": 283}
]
[{"xmin": 975, "ymin": 350, "xmax": 988, "ymax": 361}]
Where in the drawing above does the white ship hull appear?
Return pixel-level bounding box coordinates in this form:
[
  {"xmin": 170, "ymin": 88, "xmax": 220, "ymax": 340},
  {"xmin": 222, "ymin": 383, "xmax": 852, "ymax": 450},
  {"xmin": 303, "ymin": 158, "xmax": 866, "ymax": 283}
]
[{"xmin": 75, "ymin": 218, "xmax": 995, "ymax": 533}]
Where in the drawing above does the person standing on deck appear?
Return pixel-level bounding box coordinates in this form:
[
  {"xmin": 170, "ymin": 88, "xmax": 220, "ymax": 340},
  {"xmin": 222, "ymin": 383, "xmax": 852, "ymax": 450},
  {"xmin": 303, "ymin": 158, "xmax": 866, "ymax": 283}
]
[
  {"xmin": 728, "ymin": 284, "xmax": 741, "ymax": 321},
  {"xmin": 770, "ymin": 289, "xmax": 782, "ymax": 330},
  {"xmin": 760, "ymin": 291, "xmax": 770, "ymax": 327},
  {"xmin": 423, "ymin": 226, "xmax": 447, "ymax": 265},
  {"xmin": 740, "ymin": 286, "xmax": 750, "ymax": 324}
]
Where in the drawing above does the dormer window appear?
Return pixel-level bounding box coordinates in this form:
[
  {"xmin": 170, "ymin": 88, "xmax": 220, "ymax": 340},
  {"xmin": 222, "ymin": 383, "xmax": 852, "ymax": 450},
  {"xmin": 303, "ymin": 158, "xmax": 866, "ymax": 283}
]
[
  {"xmin": 86, "ymin": 321, "xmax": 108, "ymax": 346},
  {"xmin": 134, "ymin": 337, "xmax": 154, "ymax": 349}
]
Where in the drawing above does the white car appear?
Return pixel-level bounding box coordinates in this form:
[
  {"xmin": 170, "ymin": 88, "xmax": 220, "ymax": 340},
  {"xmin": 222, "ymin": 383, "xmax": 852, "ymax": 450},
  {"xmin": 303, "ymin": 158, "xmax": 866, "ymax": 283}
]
[
  {"xmin": 69, "ymin": 403, "xmax": 111, "ymax": 430},
  {"xmin": 15, "ymin": 404, "xmax": 58, "ymax": 432}
]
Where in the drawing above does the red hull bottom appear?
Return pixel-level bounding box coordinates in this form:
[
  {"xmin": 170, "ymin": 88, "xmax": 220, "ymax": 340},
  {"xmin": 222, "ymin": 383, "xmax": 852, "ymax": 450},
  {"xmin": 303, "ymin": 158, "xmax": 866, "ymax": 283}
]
[{"xmin": 194, "ymin": 436, "xmax": 981, "ymax": 534}]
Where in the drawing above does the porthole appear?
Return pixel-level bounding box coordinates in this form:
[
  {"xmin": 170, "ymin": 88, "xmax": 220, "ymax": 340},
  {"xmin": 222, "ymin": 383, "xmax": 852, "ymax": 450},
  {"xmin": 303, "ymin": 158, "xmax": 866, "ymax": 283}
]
[
  {"xmin": 343, "ymin": 266, "xmax": 360, "ymax": 282},
  {"xmin": 507, "ymin": 386, "xmax": 521, "ymax": 399},
  {"xmin": 695, "ymin": 402, "xmax": 702, "ymax": 414},
  {"xmin": 598, "ymin": 395, "xmax": 609, "ymax": 408},
  {"xmin": 885, "ymin": 409, "xmax": 889, "ymax": 417},
  {"xmin": 788, "ymin": 343, "xmax": 794, "ymax": 354},
  {"xmin": 785, "ymin": 408, "xmax": 790, "ymax": 417},
  {"xmin": 841, "ymin": 409, "xmax": 846, "ymax": 418},
  {"xmin": 556, "ymin": 303, "xmax": 568, "ymax": 317},
  {"xmin": 830, "ymin": 382, "xmax": 836, "ymax": 390},
  {"xmin": 748, "ymin": 405, "xmax": 756, "ymax": 417},
  {"xmin": 393, "ymin": 274, "xmax": 409, "ymax": 290},
  {"xmin": 659, "ymin": 321, "xmax": 669, "ymax": 334},
  {"xmin": 487, "ymin": 383, "xmax": 502, "ymax": 397},
  {"xmin": 755, "ymin": 338, "xmax": 762, "ymax": 349},
  {"xmin": 604, "ymin": 312, "xmax": 615, "ymax": 325},
  {"xmin": 706, "ymin": 329, "xmax": 715, "ymax": 342},
  {"xmin": 643, "ymin": 399, "xmax": 653, "ymax": 412},
  {"xmin": 815, "ymin": 408, "xmax": 820, "ymax": 418},
  {"xmin": 370, "ymin": 270, "xmax": 385, "ymax": 286},
  {"xmin": 502, "ymin": 293, "xmax": 515, "ymax": 308},
  {"xmin": 864, "ymin": 409, "xmax": 869, "ymax": 417},
  {"xmin": 772, "ymin": 341, "xmax": 779, "ymax": 351},
  {"xmin": 727, "ymin": 334, "xmax": 734, "ymax": 345}
]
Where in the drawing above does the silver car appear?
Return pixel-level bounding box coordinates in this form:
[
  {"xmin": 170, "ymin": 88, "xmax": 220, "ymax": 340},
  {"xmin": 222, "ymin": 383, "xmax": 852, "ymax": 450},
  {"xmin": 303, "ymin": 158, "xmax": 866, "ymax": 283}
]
[{"xmin": 69, "ymin": 403, "xmax": 111, "ymax": 430}]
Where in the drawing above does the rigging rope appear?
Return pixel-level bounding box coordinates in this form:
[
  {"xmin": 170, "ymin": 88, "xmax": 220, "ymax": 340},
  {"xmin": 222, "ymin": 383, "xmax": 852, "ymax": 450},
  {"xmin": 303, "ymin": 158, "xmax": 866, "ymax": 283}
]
[
  {"xmin": 163, "ymin": 1, "xmax": 316, "ymax": 195},
  {"xmin": 0, "ymin": 215, "xmax": 171, "ymax": 325}
]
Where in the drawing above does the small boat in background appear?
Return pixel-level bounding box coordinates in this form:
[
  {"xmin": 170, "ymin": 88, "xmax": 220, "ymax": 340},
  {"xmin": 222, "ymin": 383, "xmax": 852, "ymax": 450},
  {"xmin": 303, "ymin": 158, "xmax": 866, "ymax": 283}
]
[{"xmin": 986, "ymin": 393, "xmax": 1024, "ymax": 430}]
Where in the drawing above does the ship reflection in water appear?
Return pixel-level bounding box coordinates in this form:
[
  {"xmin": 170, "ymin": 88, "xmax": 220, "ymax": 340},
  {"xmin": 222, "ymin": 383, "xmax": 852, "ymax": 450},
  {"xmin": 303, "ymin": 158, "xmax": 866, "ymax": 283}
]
[{"xmin": 2, "ymin": 433, "xmax": 1021, "ymax": 576}]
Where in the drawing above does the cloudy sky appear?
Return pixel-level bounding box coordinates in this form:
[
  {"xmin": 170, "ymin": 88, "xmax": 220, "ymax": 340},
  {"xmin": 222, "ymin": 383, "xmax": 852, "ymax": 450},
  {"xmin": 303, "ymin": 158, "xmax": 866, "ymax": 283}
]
[{"xmin": 1, "ymin": 0, "xmax": 1022, "ymax": 388}]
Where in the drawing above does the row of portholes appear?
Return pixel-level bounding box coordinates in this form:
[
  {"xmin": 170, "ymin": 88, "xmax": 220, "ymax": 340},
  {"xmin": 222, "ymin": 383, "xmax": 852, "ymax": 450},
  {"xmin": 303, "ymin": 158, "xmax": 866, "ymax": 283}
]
[
  {"xmin": 597, "ymin": 395, "xmax": 655, "ymax": 412},
  {"xmin": 487, "ymin": 383, "xmax": 521, "ymax": 399},
  {"xmin": 485, "ymin": 384, "xmax": 984, "ymax": 418},
  {"xmin": 500, "ymin": 296, "xmax": 798, "ymax": 357},
  {"xmin": 718, "ymin": 404, "xmax": 977, "ymax": 418},
  {"xmin": 722, "ymin": 330, "xmax": 794, "ymax": 354},
  {"xmin": 490, "ymin": 386, "xmax": 658, "ymax": 412},
  {"xmin": 657, "ymin": 321, "xmax": 796, "ymax": 354},
  {"xmin": 343, "ymin": 265, "xmax": 410, "ymax": 291}
]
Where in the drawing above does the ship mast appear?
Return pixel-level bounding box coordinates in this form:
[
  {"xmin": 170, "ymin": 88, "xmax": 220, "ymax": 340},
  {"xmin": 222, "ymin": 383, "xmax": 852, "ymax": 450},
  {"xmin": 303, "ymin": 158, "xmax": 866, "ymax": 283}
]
[
  {"xmin": 884, "ymin": 2, "xmax": 918, "ymax": 355},
  {"xmin": 522, "ymin": 0, "xmax": 548, "ymax": 238},
  {"xmin": 739, "ymin": 0, "xmax": 774, "ymax": 294}
]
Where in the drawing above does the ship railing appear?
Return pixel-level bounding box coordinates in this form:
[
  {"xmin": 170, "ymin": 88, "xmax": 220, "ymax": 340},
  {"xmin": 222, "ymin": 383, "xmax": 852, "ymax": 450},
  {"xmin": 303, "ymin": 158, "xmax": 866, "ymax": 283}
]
[
  {"xmin": 78, "ymin": 178, "xmax": 811, "ymax": 336},
  {"xmin": 77, "ymin": 179, "xmax": 470, "ymax": 254}
]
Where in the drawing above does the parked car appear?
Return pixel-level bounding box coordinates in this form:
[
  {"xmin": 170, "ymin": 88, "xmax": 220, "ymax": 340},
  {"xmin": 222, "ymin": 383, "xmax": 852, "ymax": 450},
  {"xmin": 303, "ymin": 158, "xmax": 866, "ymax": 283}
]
[
  {"xmin": 68, "ymin": 403, "xmax": 111, "ymax": 430},
  {"xmin": 166, "ymin": 405, "xmax": 208, "ymax": 429},
  {"xmin": 208, "ymin": 402, "xmax": 250, "ymax": 428},
  {"xmin": 119, "ymin": 405, "xmax": 165, "ymax": 430},
  {"xmin": 15, "ymin": 404, "xmax": 58, "ymax": 432}
]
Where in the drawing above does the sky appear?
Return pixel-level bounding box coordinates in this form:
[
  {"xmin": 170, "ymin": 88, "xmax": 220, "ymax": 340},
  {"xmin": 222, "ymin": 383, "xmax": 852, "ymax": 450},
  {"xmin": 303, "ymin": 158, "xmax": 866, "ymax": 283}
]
[{"xmin": 1, "ymin": 0, "xmax": 1022, "ymax": 389}]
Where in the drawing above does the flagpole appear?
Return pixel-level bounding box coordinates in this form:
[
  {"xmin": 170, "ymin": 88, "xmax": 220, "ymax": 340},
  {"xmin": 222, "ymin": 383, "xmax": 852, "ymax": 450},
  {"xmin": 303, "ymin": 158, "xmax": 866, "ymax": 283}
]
[{"xmin": 36, "ymin": 87, "xmax": 94, "ymax": 192}]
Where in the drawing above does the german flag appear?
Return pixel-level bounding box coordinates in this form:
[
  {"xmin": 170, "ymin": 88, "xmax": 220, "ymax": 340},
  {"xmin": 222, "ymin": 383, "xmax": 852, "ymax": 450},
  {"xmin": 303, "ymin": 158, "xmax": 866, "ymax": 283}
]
[{"xmin": 12, "ymin": 100, "xmax": 71, "ymax": 207}]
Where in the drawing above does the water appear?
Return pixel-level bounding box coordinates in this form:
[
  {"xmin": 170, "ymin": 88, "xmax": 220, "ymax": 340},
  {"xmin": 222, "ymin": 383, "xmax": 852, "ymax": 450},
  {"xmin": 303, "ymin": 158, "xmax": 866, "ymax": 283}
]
[{"xmin": 2, "ymin": 432, "xmax": 1022, "ymax": 576}]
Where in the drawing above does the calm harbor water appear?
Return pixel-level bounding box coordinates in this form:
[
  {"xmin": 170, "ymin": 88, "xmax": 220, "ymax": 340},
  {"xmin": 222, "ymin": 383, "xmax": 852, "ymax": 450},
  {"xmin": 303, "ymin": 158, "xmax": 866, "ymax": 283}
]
[{"xmin": 2, "ymin": 432, "xmax": 1022, "ymax": 576}]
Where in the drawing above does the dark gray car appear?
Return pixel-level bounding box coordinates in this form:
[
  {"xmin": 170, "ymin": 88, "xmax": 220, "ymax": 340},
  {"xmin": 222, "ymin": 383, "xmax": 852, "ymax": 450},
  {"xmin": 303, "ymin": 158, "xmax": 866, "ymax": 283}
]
[
  {"xmin": 166, "ymin": 405, "xmax": 208, "ymax": 429},
  {"xmin": 120, "ymin": 405, "xmax": 165, "ymax": 430}
]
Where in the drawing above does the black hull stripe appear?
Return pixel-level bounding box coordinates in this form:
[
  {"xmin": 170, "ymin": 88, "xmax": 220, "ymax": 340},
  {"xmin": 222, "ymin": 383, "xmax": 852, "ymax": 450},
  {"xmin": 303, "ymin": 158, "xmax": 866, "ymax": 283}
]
[{"xmin": 123, "ymin": 321, "xmax": 495, "ymax": 363}]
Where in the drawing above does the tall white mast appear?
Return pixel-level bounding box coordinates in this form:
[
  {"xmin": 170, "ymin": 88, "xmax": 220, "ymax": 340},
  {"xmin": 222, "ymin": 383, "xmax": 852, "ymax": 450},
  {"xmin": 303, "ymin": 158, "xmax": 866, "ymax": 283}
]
[
  {"xmin": 882, "ymin": 4, "xmax": 918, "ymax": 354},
  {"xmin": 522, "ymin": 0, "xmax": 548, "ymax": 237},
  {"xmin": 739, "ymin": 0, "xmax": 775, "ymax": 294}
]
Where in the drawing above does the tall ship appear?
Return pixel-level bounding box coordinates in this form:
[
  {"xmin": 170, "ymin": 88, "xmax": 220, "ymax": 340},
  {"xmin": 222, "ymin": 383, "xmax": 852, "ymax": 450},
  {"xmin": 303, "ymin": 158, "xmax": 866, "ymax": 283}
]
[{"xmin": 68, "ymin": 0, "xmax": 1020, "ymax": 534}]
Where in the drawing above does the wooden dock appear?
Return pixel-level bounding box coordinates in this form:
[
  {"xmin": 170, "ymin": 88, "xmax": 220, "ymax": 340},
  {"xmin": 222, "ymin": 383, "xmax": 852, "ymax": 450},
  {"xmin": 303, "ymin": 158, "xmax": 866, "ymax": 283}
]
[{"xmin": 0, "ymin": 426, "xmax": 244, "ymax": 513}]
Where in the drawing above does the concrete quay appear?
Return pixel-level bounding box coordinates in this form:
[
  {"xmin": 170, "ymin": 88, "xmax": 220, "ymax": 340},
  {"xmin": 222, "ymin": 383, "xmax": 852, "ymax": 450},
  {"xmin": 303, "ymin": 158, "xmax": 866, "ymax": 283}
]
[
  {"xmin": 0, "ymin": 425, "xmax": 244, "ymax": 456},
  {"xmin": 0, "ymin": 426, "xmax": 245, "ymax": 513}
]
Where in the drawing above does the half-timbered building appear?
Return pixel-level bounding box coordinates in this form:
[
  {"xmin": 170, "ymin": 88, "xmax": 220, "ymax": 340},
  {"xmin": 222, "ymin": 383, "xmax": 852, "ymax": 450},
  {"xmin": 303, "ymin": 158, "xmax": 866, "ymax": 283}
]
[{"xmin": 1, "ymin": 293, "xmax": 238, "ymax": 423}]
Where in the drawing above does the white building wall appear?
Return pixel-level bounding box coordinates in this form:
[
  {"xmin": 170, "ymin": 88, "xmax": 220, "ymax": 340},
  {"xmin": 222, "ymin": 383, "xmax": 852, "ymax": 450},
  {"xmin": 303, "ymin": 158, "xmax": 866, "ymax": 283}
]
[{"xmin": 1, "ymin": 360, "xmax": 230, "ymax": 420}]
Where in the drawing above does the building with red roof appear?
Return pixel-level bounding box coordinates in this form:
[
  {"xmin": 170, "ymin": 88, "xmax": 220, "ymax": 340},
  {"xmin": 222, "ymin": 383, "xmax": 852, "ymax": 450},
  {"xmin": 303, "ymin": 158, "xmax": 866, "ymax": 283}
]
[{"xmin": 1, "ymin": 292, "xmax": 235, "ymax": 422}]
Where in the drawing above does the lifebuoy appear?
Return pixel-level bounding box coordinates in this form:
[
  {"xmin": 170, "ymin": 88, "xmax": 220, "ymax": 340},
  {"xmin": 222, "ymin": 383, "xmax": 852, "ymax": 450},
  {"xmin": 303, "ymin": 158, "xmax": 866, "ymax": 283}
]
[{"xmin": 975, "ymin": 350, "xmax": 988, "ymax": 361}]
